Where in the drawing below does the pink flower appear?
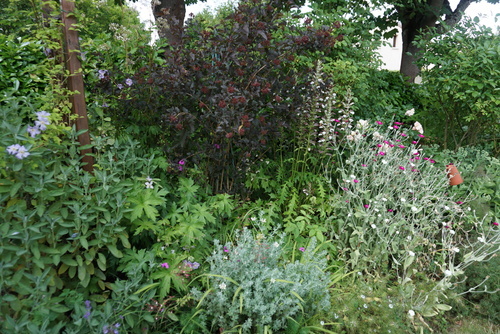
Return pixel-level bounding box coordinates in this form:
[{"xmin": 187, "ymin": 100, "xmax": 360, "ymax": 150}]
[
  {"xmin": 179, "ymin": 159, "xmax": 185, "ymax": 165},
  {"xmin": 456, "ymin": 201, "xmax": 463, "ymax": 204},
  {"xmin": 364, "ymin": 204, "xmax": 370, "ymax": 208},
  {"xmin": 343, "ymin": 187, "xmax": 348, "ymax": 191},
  {"xmin": 423, "ymin": 157, "xmax": 429, "ymax": 161},
  {"xmin": 353, "ymin": 179, "xmax": 359, "ymax": 183},
  {"xmin": 299, "ymin": 247, "xmax": 305, "ymax": 252},
  {"xmin": 379, "ymin": 152, "xmax": 386, "ymax": 156},
  {"xmin": 377, "ymin": 144, "xmax": 382, "ymax": 147},
  {"xmin": 401, "ymin": 133, "xmax": 407, "ymax": 137},
  {"xmin": 430, "ymin": 160, "xmax": 435, "ymax": 163},
  {"xmin": 224, "ymin": 246, "xmax": 229, "ymax": 252},
  {"xmin": 398, "ymin": 145, "xmax": 405, "ymax": 148},
  {"xmin": 161, "ymin": 262, "xmax": 169, "ymax": 269},
  {"xmin": 394, "ymin": 122, "xmax": 403, "ymax": 125},
  {"xmin": 361, "ymin": 164, "xmax": 367, "ymax": 167},
  {"xmin": 393, "ymin": 125, "xmax": 399, "ymax": 129},
  {"xmin": 399, "ymin": 166, "xmax": 405, "ymax": 170},
  {"xmin": 376, "ymin": 121, "xmax": 383, "ymax": 125},
  {"xmin": 383, "ymin": 140, "xmax": 390, "ymax": 144},
  {"xmin": 412, "ymin": 141, "xmax": 417, "ymax": 144},
  {"xmin": 418, "ymin": 134, "xmax": 425, "ymax": 138},
  {"xmin": 493, "ymin": 222, "xmax": 499, "ymax": 226},
  {"xmin": 396, "ymin": 139, "xmax": 401, "ymax": 142},
  {"xmin": 388, "ymin": 209, "xmax": 393, "ymax": 212}
]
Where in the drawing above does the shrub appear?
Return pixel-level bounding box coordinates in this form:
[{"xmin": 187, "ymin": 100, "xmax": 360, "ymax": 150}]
[
  {"xmin": 191, "ymin": 228, "xmax": 331, "ymax": 333},
  {"xmin": 97, "ymin": 0, "xmax": 345, "ymax": 193}
]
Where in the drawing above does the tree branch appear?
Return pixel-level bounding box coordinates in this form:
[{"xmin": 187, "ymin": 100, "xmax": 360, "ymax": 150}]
[{"xmin": 437, "ymin": 0, "xmax": 474, "ymax": 32}]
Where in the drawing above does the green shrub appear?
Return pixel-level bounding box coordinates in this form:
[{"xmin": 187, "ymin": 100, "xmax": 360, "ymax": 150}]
[{"xmin": 191, "ymin": 228, "xmax": 331, "ymax": 333}]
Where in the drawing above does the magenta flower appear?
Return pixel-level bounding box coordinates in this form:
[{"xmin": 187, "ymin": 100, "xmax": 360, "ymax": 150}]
[
  {"xmin": 179, "ymin": 159, "xmax": 185, "ymax": 165},
  {"xmin": 456, "ymin": 201, "xmax": 463, "ymax": 204},
  {"xmin": 299, "ymin": 247, "xmax": 305, "ymax": 252},
  {"xmin": 161, "ymin": 262, "xmax": 169, "ymax": 269},
  {"xmin": 361, "ymin": 164, "xmax": 367, "ymax": 167},
  {"xmin": 388, "ymin": 209, "xmax": 393, "ymax": 212},
  {"xmin": 412, "ymin": 141, "xmax": 417, "ymax": 144},
  {"xmin": 418, "ymin": 134, "xmax": 425, "ymax": 138},
  {"xmin": 493, "ymin": 222, "xmax": 499, "ymax": 226},
  {"xmin": 379, "ymin": 152, "xmax": 385, "ymax": 156},
  {"xmin": 364, "ymin": 204, "xmax": 370, "ymax": 208},
  {"xmin": 393, "ymin": 125, "xmax": 399, "ymax": 129},
  {"xmin": 376, "ymin": 121, "xmax": 383, "ymax": 125},
  {"xmin": 353, "ymin": 179, "xmax": 359, "ymax": 183},
  {"xmin": 399, "ymin": 166, "xmax": 405, "ymax": 171},
  {"xmin": 423, "ymin": 157, "xmax": 429, "ymax": 161},
  {"xmin": 394, "ymin": 122, "xmax": 403, "ymax": 125},
  {"xmin": 398, "ymin": 145, "xmax": 405, "ymax": 148},
  {"xmin": 401, "ymin": 133, "xmax": 407, "ymax": 137},
  {"xmin": 430, "ymin": 160, "xmax": 435, "ymax": 163},
  {"xmin": 223, "ymin": 246, "xmax": 229, "ymax": 252},
  {"xmin": 377, "ymin": 144, "xmax": 382, "ymax": 147}
]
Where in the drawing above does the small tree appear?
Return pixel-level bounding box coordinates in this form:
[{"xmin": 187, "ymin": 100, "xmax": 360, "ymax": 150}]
[{"xmin": 415, "ymin": 18, "xmax": 500, "ymax": 153}]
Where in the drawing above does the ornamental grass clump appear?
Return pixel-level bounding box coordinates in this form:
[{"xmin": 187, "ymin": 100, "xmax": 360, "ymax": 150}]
[{"xmin": 191, "ymin": 228, "xmax": 331, "ymax": 333}]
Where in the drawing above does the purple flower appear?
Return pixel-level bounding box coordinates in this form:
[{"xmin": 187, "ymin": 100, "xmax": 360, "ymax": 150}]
[
  {"xmin": 364, "ymin": 204, "xmax": 370, "ymax": 208},
  {"xmin": 84, "ymin": 301, "xmax": 91, "ymax": 310},
  {"xmin": 35, "ymin": 110, "xmax": 50, "ymax": 120},
  {"xmin": 125, "ymin": 78, "xmax": 133, "ymax": 86},
  {"xmin": 214, "ymin": 144, "xmax": 221, "ymax": 149},
  {"xmin": 98, "ymin": 69, "xmax": 108, "ymax": 79},
  {"xmin": 223, "ymin": 246, "xmax": 229, "ymax": 253},
  {"xmin": 6, "ymin": 144, "xmax": 30, "ymax": 159},
  {"xmin": 117, "ymin": 84, "xmax": 124, "ymax": 90},
  {"xmin": 27, "ymin": 125, "xmax": 41, "ymax": 138},
  {"xmin": 161, "ymin": 262, "xmax": 169, "ymax": 269},
  {"xmin": 6, "ymin": 144, "xmax": 21, "ymax": 155},
  {"xmin": 179, "ymin": 159, "xmax": 185, "ymax": 165},
  {"xmin": 299, "ymin": 247, "xmax": 305, "ymax": 252},
  {"xmin": 192, "ymin": 262, "xmax": 200, "ymax": 269},
  {"xmin": 353, "ymin": 179, "xmax": 359, "ymax": 183}
]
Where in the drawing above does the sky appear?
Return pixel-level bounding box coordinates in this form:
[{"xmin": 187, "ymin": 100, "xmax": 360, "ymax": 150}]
[{"xmin": 129, "ymin": 0, "xmax": 499, "ymax": 40}]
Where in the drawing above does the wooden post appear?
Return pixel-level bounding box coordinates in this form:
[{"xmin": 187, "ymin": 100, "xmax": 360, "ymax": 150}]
[{"xmin": 61, "ymin": 0, "xmax": 94, "ymax": 172}]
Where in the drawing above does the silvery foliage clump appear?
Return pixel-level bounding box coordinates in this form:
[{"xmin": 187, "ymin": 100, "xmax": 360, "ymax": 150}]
[{"xmin": 191, "ymin": 228, "xmax": 331, "ymax": 333}]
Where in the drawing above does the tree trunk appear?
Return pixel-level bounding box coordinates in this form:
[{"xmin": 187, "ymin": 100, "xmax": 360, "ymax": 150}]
[
  {"xmin": 398, "ymin": 0, "xmax": 474, "ymax": 82},
  {"xmin": 152, "ymin": 0, "xmax": 186, "ymax": 45}
]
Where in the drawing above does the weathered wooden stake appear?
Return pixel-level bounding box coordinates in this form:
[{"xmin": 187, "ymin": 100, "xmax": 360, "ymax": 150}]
[{"xmin": 61, "ymin": 0, "xmax": 94, "ymax": 172}]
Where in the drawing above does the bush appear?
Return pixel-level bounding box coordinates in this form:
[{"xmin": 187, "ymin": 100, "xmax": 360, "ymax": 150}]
[{"xmin": 191, "ymin": 228, "xmax": 331, "ymax": 333}]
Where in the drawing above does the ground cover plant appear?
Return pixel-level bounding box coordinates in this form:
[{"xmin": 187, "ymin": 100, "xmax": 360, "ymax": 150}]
[{"xmin": 1, "ymin": 0, "xmax": 499, "ymax": 333}]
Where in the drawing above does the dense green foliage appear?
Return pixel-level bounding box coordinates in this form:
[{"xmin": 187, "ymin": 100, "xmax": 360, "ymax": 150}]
[
  {"xmin": 416, "ymin": 18, "xmax": 500, "ymax": 153},
  {"xmin": 1, "ymin": 0, "xmax": 499, "ymax": 333}
]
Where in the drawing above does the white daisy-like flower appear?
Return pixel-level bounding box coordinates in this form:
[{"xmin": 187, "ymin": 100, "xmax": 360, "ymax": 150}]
[
  {"xmin": 219, "ymin": 282, "xmax": 226, "ymax": 290},
  {"xmin": 451, "ymin": 247, "xmax": 459, "ymax": 253},
  {"xmin": 405, "ymin": 108, "xmax": 415, "ymax": 116},
  {"xmin": 408, "ymin": 251, "xmax": 415, "ymax": 257},
  {"xmin": 408, "ymin": 310, "xmax": 415, "ymax": 317}
]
